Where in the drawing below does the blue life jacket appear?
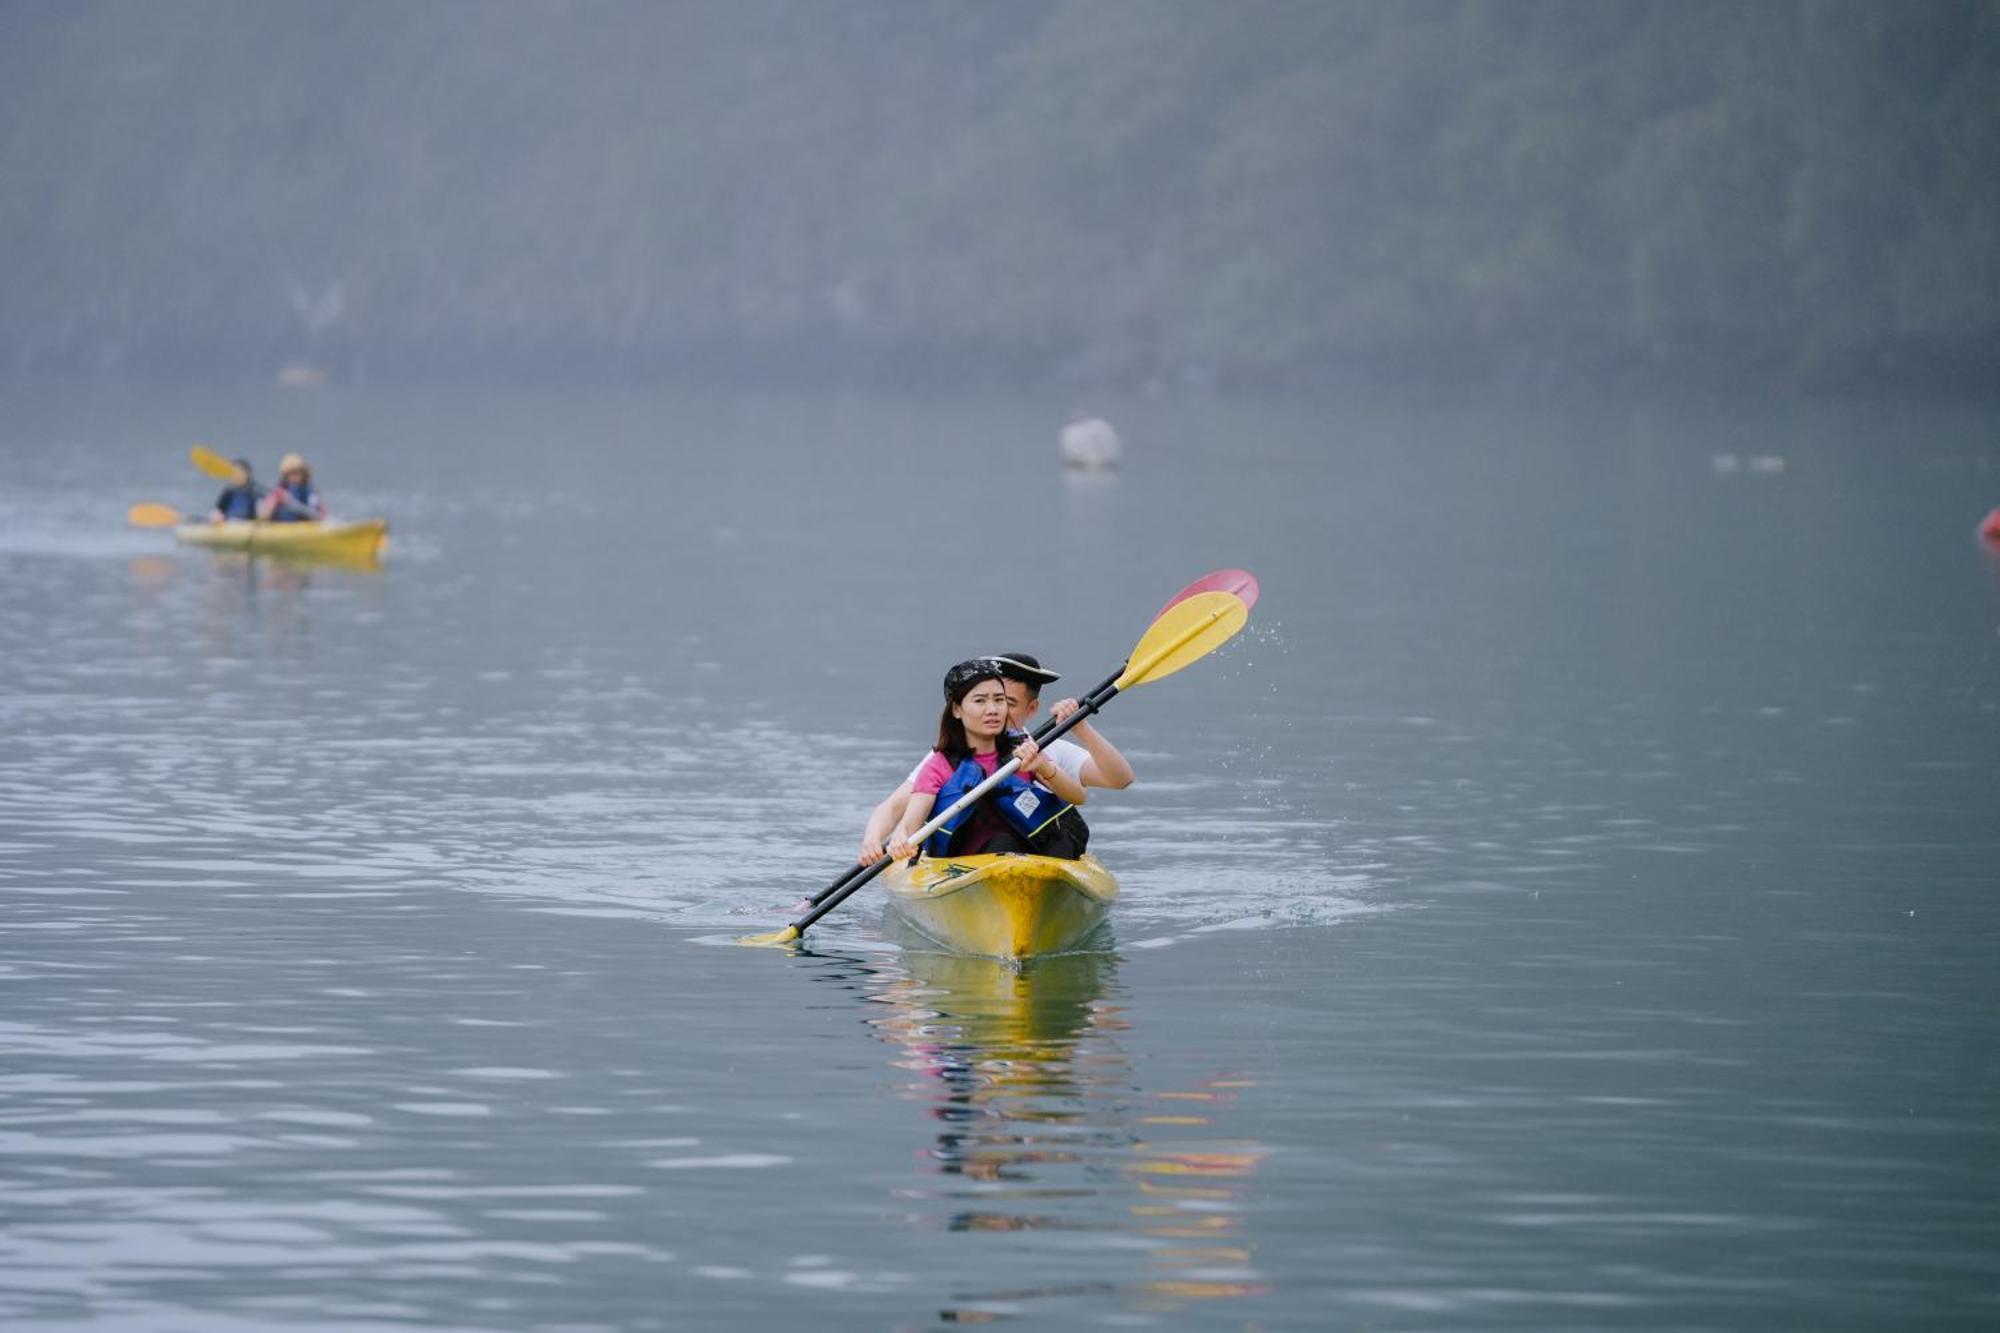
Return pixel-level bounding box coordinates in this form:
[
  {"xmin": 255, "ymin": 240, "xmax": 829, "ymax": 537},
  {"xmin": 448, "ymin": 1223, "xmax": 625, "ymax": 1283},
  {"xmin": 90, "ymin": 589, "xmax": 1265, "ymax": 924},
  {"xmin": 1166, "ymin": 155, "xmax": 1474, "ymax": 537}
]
[
  {"xmin": 215, "ymin": 484, "xmax": 260, "ymax": 520},
  {"xmin": 922, "ymin": 756, "xmax": 1073, "ymax": 858},
  {"xmin": 268, "ymin": 480, "xmax": 319, "ymax": 522}
]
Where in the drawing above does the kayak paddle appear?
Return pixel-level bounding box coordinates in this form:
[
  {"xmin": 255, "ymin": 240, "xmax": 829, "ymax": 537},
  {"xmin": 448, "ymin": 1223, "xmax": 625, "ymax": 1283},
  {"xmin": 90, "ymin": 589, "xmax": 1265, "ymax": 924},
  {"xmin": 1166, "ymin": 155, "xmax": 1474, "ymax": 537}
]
[
  {"xmin": 127, "ymin": 502, "xmax": 185, "ymax": 527},
  {"xmin": 191, "ymin": 443, "xmax": 246, "ymax": 483},
  {"xmin": 738, "ymin": 578, "xmax": 1254, "ymax": 948},
  {"xmin": 797, "ymin": 569, "xmax": 1259, "ymax": 916},
  {"xmin": 795, "ymin": 573, "xmax": 1253, "ymax": 916}
]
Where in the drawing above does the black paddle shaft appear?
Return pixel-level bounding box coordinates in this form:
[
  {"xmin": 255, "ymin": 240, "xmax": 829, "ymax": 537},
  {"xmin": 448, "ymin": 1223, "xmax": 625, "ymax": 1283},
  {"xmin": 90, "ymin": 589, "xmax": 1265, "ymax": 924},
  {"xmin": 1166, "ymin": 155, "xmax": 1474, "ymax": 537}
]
[{"xmin": 792, "ymin": 672, "xmax": 1125, "ymax": 932}]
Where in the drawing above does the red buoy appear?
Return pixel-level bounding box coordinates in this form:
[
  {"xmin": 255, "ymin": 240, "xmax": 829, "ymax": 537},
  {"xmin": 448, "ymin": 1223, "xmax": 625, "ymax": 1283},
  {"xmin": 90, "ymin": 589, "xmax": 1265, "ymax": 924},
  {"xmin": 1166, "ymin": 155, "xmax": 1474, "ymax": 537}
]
[{"xmin": 1982, "ymin": 507, "xmax": 2000, "ymax": 545}]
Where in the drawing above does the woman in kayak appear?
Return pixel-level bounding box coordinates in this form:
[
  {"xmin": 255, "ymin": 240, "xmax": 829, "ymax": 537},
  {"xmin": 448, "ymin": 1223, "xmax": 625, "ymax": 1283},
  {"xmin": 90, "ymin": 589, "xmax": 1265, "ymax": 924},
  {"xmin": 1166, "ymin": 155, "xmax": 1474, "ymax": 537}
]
[
  {"xmin": 860, "ymin": 652, "xmax": 1130, "ymax": 862},
  {"xmin": 886, "ymin": 659, "xmax": 1091, "ymax": 863},
  {"xmin": 207, "ymin": 457, "xmax": 261, "ymax": 522},
  {"xmin": 259, "ymin": 453, "xmax": 327, "ymax": 522}
]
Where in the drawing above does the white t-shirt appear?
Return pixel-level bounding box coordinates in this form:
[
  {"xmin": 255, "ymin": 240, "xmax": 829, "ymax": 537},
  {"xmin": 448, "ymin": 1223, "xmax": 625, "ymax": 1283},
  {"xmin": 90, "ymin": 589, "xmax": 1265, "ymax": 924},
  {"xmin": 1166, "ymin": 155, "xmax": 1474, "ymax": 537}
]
[{"xmin": 904, "ymin": 736, "xmax": 1089, "ymax": 787}]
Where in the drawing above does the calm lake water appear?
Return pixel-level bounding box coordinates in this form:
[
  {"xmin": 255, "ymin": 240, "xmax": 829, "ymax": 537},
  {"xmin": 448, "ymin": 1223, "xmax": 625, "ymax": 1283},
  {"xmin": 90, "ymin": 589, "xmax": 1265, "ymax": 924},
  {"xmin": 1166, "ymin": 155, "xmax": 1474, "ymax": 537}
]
[{"xmin": 2, "ymin": 379, "xmax": 1997, "ymax": 1330}]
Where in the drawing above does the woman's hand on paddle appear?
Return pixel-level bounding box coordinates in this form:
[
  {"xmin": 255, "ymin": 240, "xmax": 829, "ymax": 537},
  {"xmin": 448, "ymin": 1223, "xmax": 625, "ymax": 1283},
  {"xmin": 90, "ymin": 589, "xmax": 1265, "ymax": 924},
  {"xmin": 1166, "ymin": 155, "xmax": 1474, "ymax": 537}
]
[
  {"xmin": 1015, "ymin": 736, "xmax": 1051, "ymax": 779},
  {"xmin": 886, "ymin": 833, "xmax": 917, "ymax": 862},
  {"xmin": 858, "ymin": 836, "xmax": 886, "ymax": 864}
]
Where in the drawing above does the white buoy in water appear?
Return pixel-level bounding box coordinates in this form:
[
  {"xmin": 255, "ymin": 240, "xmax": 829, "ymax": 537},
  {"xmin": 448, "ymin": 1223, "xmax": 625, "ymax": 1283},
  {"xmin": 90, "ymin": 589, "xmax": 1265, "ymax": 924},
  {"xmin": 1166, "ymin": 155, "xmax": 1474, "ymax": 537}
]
[{"xmin": 1059, "ymin": 412, "xmax": 1121, "ymax": 470}]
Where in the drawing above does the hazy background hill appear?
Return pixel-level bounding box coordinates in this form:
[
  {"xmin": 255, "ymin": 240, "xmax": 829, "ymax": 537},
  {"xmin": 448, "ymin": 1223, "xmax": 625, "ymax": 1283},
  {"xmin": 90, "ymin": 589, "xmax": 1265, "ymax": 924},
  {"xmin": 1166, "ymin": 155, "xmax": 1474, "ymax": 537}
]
[{"xmin": 3, "ymin": 0, "xmax": 1996, "ymax": 393}]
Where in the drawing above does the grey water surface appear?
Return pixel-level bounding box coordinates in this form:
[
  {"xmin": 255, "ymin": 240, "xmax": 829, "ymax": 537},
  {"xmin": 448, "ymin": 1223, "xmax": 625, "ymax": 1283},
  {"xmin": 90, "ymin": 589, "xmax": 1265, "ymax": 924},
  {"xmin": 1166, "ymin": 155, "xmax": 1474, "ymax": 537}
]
[{"xmin": 2, "ymin": 381, "xmax": 1998, "ymax": 1330}]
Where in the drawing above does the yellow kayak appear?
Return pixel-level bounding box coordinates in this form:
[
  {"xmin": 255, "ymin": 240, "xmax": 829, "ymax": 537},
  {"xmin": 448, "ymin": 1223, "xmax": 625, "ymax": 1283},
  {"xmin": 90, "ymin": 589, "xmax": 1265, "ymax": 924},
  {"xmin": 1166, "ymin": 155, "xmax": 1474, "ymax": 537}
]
[
  {"xmin": 881, "ymin": 853, "xmax": 1118, "ymax": 960},
  {"xmin": 175, "ymin": 518, "xmax": 389, "ymax": 565}
]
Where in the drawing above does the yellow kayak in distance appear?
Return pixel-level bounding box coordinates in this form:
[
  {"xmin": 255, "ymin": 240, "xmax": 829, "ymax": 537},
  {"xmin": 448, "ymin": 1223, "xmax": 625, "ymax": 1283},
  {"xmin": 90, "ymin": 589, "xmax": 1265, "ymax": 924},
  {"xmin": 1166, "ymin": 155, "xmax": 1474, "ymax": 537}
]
[
  {"xmin": 175, "ymin": 518, "xmax": 389, "ymax": 567},
  {"xmin": 880, "ymin": 853, "xmax": 1119, "ymax": 960}
]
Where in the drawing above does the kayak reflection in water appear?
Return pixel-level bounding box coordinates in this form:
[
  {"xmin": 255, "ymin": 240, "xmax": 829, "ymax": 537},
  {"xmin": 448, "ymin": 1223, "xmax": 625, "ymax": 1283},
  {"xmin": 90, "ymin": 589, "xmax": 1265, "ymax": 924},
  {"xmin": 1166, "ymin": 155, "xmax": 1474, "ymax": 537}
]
[
  {"xmin": 886, "ymin": 659, "xmax": 1099, "ymax": 863},
  {"xmin": 259, "ymin": 452, "xmax": 327, "ymax": 522},
  {"xmin": 862, "ymin": 652, "xmax": 1132, "ymax": 863},
  {"xmin": 208, "ymin": 458, "xmax": 262, "ymax": 523}
]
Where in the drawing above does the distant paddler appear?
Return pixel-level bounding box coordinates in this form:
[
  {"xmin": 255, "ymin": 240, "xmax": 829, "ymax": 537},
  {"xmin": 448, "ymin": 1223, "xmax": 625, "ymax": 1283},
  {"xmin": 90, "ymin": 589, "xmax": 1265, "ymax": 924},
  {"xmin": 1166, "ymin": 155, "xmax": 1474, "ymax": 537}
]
[
  {"xmin": 208, "ymin": 456, "xmax": 263, "ymax": 523},
  {"xmin": 259, "ymin": 453, "xmax": 326, "ymax": 522}
]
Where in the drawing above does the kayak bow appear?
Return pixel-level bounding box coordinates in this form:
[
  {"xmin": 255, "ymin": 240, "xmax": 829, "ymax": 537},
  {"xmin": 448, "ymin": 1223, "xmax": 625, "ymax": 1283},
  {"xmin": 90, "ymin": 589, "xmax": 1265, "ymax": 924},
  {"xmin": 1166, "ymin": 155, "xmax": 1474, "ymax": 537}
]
[{"xmin": 881, "ymin": 853, "xmax": 1118, "ymax": 959}]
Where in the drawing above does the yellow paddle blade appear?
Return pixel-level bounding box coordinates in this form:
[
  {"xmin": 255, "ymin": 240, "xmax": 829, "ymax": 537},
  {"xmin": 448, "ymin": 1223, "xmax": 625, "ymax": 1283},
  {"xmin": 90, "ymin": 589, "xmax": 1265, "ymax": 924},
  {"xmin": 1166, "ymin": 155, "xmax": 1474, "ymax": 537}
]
[
  {"xmin": 127, "ymin": 501, "xmax": 183, "ymax": 527},
  {"xmin": 736, "ymin": 925, "xmax": 801, "ymax": 948},
  {"xmin": 190, "ymin": 443, "xmax": 245, "ymax": 483},
  {"xmin": 1114, "ymin": 589, "xmax": 1250, "ymax": 690}
]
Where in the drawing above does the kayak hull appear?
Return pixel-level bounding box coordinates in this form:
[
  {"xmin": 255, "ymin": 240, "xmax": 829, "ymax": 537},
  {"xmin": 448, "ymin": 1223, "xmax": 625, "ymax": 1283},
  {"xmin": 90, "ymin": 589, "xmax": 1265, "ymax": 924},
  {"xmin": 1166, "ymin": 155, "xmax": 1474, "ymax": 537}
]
[
  {"xmin": 881, "ymin": 853, "xmax": 1118, "ymax": 960},
  {"xmin": 175, "ymin": 519, "xmax": 388, "ymax": 564}
]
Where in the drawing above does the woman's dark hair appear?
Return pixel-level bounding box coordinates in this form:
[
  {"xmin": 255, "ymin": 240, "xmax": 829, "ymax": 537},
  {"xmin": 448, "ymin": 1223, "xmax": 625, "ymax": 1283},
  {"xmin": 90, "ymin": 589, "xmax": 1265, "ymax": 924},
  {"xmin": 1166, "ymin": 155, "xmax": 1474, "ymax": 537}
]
[{"xmin": 934, "ymin": 663, "xmax": 1020, "ymax": 764}]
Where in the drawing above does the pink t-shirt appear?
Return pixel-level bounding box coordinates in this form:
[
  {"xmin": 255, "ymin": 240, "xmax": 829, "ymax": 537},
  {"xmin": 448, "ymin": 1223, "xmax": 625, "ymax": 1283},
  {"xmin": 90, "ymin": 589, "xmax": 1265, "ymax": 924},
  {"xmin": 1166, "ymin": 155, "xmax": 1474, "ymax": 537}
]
[
  {"xmin": 911, "ymin": 749, "xmax": 1000, "ymax": 796},
  {"xmin": 906, "ymin": 737, "xmax": 1085, "ymax": 789}
]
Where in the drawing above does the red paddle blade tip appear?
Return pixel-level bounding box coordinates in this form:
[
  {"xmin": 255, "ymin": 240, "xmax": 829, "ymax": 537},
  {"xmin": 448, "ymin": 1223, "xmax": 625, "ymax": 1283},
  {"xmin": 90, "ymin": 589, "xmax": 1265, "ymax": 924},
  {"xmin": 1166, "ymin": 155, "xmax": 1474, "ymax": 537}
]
[{"xmin": 1159, "ymin": 569, "xmax": 1259, "ymax": 618}]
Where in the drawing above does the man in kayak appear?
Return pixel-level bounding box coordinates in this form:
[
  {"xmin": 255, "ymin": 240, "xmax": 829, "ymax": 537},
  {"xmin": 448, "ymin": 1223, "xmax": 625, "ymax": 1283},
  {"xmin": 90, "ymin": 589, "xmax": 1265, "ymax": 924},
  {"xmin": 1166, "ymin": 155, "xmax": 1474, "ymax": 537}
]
[
  {"xmin": 858, "ymin": 652, "xmax": 1133, "ymax": 863},
  {"xmin": 259, "ymin": 453, "xmax": 326, "ymax": 522},
  {"xmin": 207, "ymin": 458, "xmax": 262, "ymax": 522}
]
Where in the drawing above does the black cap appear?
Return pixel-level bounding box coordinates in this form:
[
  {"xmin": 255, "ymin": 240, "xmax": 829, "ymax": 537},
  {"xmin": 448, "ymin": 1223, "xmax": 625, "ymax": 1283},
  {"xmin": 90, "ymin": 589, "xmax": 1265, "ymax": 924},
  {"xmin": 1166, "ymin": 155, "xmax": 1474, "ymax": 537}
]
[
  {"xmin": 942, "ymin": 658, "xmax": 1008, "ymax": 699},
  {"xmin": 987, "ymin": 652, "xmax": 1060, "ymax": 688}
]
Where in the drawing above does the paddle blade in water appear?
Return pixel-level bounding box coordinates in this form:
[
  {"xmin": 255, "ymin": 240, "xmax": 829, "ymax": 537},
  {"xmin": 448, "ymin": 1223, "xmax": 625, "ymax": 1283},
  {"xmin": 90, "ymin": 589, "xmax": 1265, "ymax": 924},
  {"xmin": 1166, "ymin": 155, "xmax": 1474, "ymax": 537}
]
[
  {"xmin": 1158, "ymin": 568, "xmax": 1260, "ymax": 617},
  {"xmin": 1115, "ymin": 589, "xmax": 1250, "ymax": 690},
  {"xmin": 736, "ymin": 925, "xmax": 802, "ymax": 948},
  {"xmin": 190, "ymin": 444, "xmax": 245, "ymax": 483},
  {"xmin": 127, "ymin": 502, "xmax": 182, "ymax": 528}
]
